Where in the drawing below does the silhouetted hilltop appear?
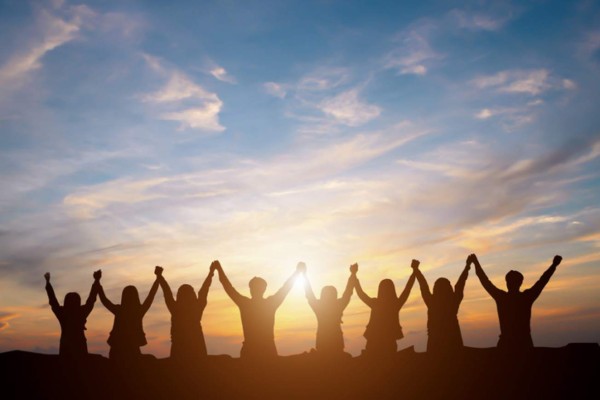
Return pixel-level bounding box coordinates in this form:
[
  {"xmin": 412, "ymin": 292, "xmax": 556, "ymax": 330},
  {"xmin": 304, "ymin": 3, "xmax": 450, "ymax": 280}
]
[{"xmin": 1, "ymin": 344, "xmax": 598, "ymax": 399}]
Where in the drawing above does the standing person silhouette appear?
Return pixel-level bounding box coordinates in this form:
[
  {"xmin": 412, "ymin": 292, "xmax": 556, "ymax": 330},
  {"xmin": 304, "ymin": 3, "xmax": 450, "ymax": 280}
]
[
  {"xmin": 472, "ymin": 253, "xmax": 562, "ymax": 352},
  {"xmin": 95, "ymin": 267, "xmax": 160, "ymax": 361},
  {"xmin": 44, "ymin": 270, "xmax": 100, "ymax": 358},
  {"xmin": 354, "ymin": 261, "xmax": 417, "ymax": 357},
  {"xmin": 155, "ymin": 263, "xmax": 215, "ymax": 361},
  {"xmin": 303, "ymin": 263, "xmax": 356, "ymax": 356},
  {"xmin": 412, "ymin": 257, "xmax": 470, "ymax": 355},
  {"xmin": 214, "ymin": 260, "xmax": 303, "ymax": 360}
]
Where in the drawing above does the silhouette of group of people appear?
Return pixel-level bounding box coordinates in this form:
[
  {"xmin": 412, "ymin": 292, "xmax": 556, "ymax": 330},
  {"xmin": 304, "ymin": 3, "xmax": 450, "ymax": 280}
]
[{"xmin": 44, "ymin": 254, "xmax": 563, "ymax": 362}]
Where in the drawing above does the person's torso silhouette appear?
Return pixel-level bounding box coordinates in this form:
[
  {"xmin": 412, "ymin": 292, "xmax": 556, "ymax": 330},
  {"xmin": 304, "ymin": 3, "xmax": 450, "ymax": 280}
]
[
  {"xmin": 354, "ymin": 263, "xmax": 416, "ymax": 357},
  {"xmin": 157, "ymin": 266, "xmax": 214, "ymax": 360},
  {"xmin": 96, "ymin": 268, "xmax": 160, "ymax": 361},
  {"xmin": 414, "ymin": 259, "xmax": 469, "ymax": 355},
  {"xmin": 304, "ymin": 266, "xmax": 354, "ymax": 355},
  {"xmin": 472, "ymin": 254, "xmax": 562, "ymax": 352},
  {"xmin": 215, "ymin": 260, "xmax": 302, "ymax": 360},
  {"xmin": 44, "ymin": 271, "xmax": 99, "ymax": 358}
]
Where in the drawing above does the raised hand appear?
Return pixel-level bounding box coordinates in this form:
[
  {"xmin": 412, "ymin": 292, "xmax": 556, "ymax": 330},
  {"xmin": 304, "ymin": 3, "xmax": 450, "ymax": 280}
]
[
  {"xmin": 44, "ymin": 272, "xmax": 50, "ymax": 283},
  {"xmin": 93, "ymin": 269, "xmax": 102, "ymax": 281},
  {"xmin": 411, "ymin": 259, "xmax": 420, "ymax": 270},
  {"xmin": 296, "ymin": 262, "xmax": 307, "ymax": 274},
  {"xmin": 470, "ymin": 253, "xmax": 480, "ymax": 266},
  {"xmin": 552, "ymin": 255, "xmax": 562, "ymax": 267},
  {"xmin": 350, "ymin": 263, "xmax": 358, "ymax": 274},
  {"xmin": 211, "ymin": 260, "xmax": 222, "ymax": 272},
  {"xmin": 155, "ymin": 266, "xmax": 163, "ymax": 276},
  {"xmin": 465, "ymin": 255, "xmax": 472, "ymax": 270}
]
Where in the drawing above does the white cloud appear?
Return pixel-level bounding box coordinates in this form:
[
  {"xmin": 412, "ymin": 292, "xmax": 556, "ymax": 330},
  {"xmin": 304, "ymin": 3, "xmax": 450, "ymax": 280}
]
[
  {"xmin": 160, "ymin": 102, "xmax": 224, "ymax": 131},
  {"xmin": 209, "ymin": 66, "xmax": 236, "ymax": 84},
  {"xmin": 297, "ymin": 67, "xmax": 350, "ymax": 91},
  {"xmin": 562, "ymin": 79, "xmax": 577, "ymax": 90},
  {"xmin": 471, "ymin": 69, "xmax": 573, "ymax": 95},
  {"xmin": 0, "ymin": 10, "xmax": 81, "ymax": 87},
  {"xmin": 384, "ymin": 30, "xmax": 440, "ymax": 76},
  {"xmin": 450, "ymin": 10, "xmax": 511, "ymax": 31},
  {"xmin": 264, "ymin": 82, "xmax": 287, "ymax": 98},
  {"xmin": 318, "ymin": 89, "xmax": 381, "ymax": 126},
  {"xmin": 142, "ymin": 58, "xmax": 224, "ymax": 132}
]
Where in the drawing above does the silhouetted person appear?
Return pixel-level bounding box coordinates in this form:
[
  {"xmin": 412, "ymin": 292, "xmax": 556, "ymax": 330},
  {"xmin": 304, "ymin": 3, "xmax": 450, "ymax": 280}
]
[
  {"xmin": 96, "ymin": 267, "xmax": 160, "ymax": 361},
  {"xmin": 44, "ymin": 270, "xmax": 100, "ymax": 358},
  {"xmin": 303, "ymin": 264, "xmax": 355, "ymax": 356},
  {"xmin": 354, "ymin": 262, "xmax": 416, "ymax": 357},
  {"xmin": 473, "ymin": 253, "xmax": 562, "ymax": 352},
  {"xmin": 156, "ymin": 263, "xmax": 215, "ymax": 361},
  {"xmin": 413, "ymin": 257, "xmax": 469, "ymax": 355},
  {"xmin": 214, "ymin": 260, "xmax": 303, "ymax": 360}
]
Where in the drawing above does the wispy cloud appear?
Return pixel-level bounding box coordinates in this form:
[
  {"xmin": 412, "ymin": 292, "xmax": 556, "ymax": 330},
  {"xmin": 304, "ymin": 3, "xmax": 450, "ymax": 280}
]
[
  {"xmin": 449, "ymin": 9, "xmax": 514, "ymax": 31},
  {"xmin": 263, "ymin": 82, "xmax": 287, "ymax": 98},
  {"xmin": 209, "ymin": 65, "xmax": 236, "ymax": 84},
  {"xmin": 0, "ymin": 8, "xmax": 82, "ymax": 89},
  {"xmin": 142, "ymin": 55, "xmax": 224, "ymax": 132},
  {"xmin": 318, "ymin": 89, "xmax": 381, "ymax": 126},
  {"xmin": 384, "ymin": 29, "xmax": 440, "ymax": 76},
  {"xmin": 471, "ymin": 69, "xmax": 575, "ymax": 95}
]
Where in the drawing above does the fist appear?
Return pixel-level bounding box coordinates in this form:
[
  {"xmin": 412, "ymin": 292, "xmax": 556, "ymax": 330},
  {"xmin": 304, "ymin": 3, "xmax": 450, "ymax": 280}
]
[
  {"xmin": 93, "ymin": 270, "xmax": 102, "ymax": 280},
  {"xmin": 411, "ymin": 259, "xmax": 420, "ymax": 269},
  {"xmin": 296, "ymin": 262, "xmax": 307, "ymax": 273},
  {"xmin": 552, "ymin": 255, "xmax": 562, "ymax": 266},
  {"xmin": 350, "ymin": 263, "xmax": 358, "ymax": 274},
  {"xmin": 155, "ymin": 266, "xmax": 163, "ymax": 276},
  {"xmin": 44, "ymin": 272, "xmax": 50, "ymax": 282}
]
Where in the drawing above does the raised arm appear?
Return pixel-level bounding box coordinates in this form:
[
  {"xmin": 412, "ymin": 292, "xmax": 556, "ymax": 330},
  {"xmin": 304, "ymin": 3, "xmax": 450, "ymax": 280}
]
[
  {"xmin": 198, "ymin": 263, "xmax": 216, "ymax": 305},
  {"xmin": 472, "ymin": 254, "xmax": 503, "ymax": 300},
  {"xmin": 303, "ymin": 270, "xmax": 318, "ymax": 310},
  {"xmin": 97, "ymin": 282, "xmax": 118, "ymax": 314},
  {"xmin": 353, "ymin": 265, "xmax": 375, "ymax": 308},
  {"xmin": 398, "ymin": 262, "xmax": 417, "ymax": 308},
  {"xmin": 271, "ymin": 262, "xmax": 304, "ymax": 308},
  {"xmin": 141, "ymin": 267, "xmax": 161, "ymax": 315},
  {"xmin": 214, "ymin": 260, "xmax": 245, "ymax": 306},
  {"xmin": 82, "ymin": 270, "xmax": 101, "ymax": 317},
  {"xmin": 339, "ymin": 264, "xmax": 357, "ymax": 309},
  {"xmin": 44, "ymin": 273, "xmax": 60, "ymax": 315},
  {"xmin": 527, "ymin": 255, "xmax": 561, "ymax": 302},
  {"xmin": 454, "ymin": 257, "xmax": 470, "ymax": 304},
  {"xmin": 156, "ymin": 267, "xmax": 175, "ymax": 313},
  {"xmin": 412, "ymin": 261, "xmax": 432, "ymax": 307}
]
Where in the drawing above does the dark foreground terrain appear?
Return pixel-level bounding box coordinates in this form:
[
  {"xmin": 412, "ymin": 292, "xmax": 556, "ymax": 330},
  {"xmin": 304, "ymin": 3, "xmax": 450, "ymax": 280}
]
[{"xmin": 1, "ymin": 344, "xmax": 598, "ymax": 399}]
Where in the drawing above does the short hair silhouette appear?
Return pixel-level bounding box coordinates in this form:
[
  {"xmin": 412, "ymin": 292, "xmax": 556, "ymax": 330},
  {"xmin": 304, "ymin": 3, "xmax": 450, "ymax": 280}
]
[
  {"xmin": 96, "ymin": 268, "xmax": 160, "ymax": 361},
  {"xmin": 354, "ymin": 262, "xmax": 416, "ymax": 357},
  {"xmin": 215, "ymin": 260, "xmax": 303, "ymax": 360},
  {"xmin": 44, "ymin": 271, "xmax": 99, "ymax": 358},
  {"xmin": 413, "ymin": 258, "xmax": 469, "ymax": 355},
  {"xmin": 249, "ymin": 277, "xmax": 267, "ymax": 298},
  {"xmin": 505, "ymin": 270, "xmax": 524, "ymax": 292},
  {"xmin": 303, "ymin": 264, "xmax": 355, "ymax": 356},
  {"xmin": 156, "ymin": 264, "xmax": 214, "ymax": 361},
  {"xmin": 473, "ymin": 254, "xmax": 562, "ymax": 352}
]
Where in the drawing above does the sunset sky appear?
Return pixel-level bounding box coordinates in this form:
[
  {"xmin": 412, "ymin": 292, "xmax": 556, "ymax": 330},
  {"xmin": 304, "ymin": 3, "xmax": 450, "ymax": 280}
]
[{"xmin": 0, "ymin": 0, "xmax": 599, "ymax": 357}]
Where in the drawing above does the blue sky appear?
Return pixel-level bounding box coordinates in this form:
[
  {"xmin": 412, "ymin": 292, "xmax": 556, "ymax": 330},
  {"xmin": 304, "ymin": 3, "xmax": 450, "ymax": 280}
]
[{"xmin": 0, "ymin": 0, "xmax": 599, "ymax": 356}]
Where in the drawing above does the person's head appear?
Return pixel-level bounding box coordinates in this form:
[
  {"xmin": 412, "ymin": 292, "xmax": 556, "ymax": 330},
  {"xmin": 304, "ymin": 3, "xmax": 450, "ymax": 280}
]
[
  {"xmin": 377, "ymin": 279, "xmax": 397, "ymax": 301},
  {"xmin": 320, "ymin": 286, "xmax": 338, "ymax": 303},
  {"xmin": 432, "ymin": 278, "xmax": 454, "ymax": 300},
  {"xmin": 249, "ymin": 277, "xmax": 267, "ymax": 299},
  {"xmin": 176, "ymin": 284, "xmax": 197, "ymax": 305},
  {"xmin": 505, "ymin": 270, "xmax": 524, "ymax": 292},
  {"xmin": 63, "ymin": 292, "xmax": 81, "ymax": 310},
  {"xmin": 121, "ymin": 285, "xmax": 141, "ymax": 308}
]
